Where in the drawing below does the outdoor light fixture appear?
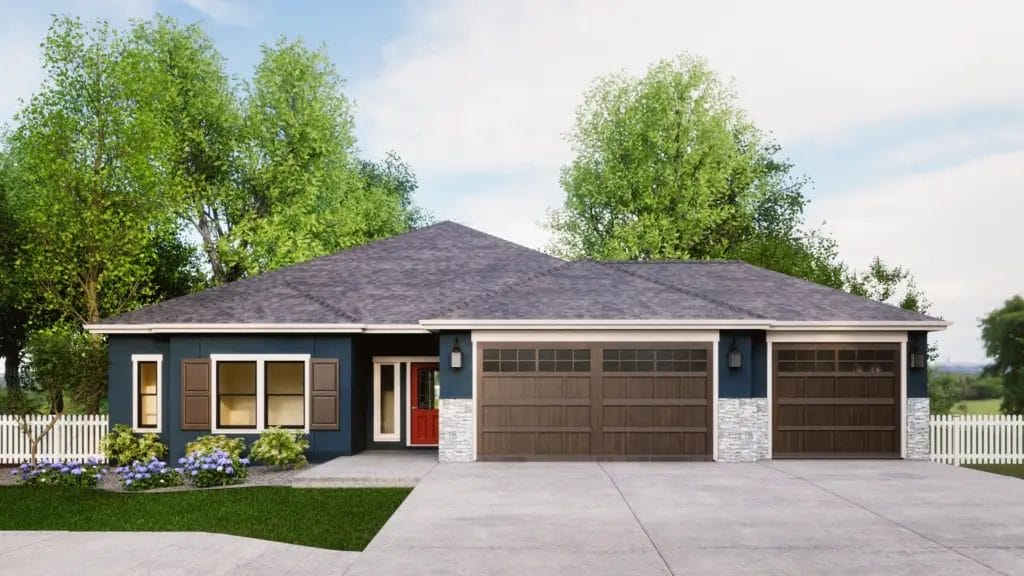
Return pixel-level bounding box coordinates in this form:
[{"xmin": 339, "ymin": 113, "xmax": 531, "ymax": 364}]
[
  {"xmin": 450, "ymin": 338, "xmax": 463, "ymax": 369},
  {"xmin": 909, "ymin": 348, "xmax": 926, "ymax": 369},
  {"xmin": 728, "ymin": 340, "xmax": 742, "ymax": 369}
]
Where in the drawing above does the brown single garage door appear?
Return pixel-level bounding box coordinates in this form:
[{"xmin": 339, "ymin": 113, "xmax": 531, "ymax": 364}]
[
  {"xmin": 773, "ymin": 343, "xmax": 900, "ymax": 458},
  {"xmin": 477, "ymin": 343, "xmax": 712, "ymax": 460}
]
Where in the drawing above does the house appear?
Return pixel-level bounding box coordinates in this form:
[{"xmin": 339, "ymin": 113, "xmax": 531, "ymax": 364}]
[{"xmin": 85, "ymin": 221, "xmax": 948, "ymax": 462}]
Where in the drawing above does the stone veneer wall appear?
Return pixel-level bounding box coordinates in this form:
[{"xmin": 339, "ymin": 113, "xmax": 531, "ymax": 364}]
[
  {"xmin": 717, "ymin": 398, "xmax": 769, "ymax": 462},
  {"xmin": 439, "ymin": 398, "xmax": 474, "ymax": 462},
  {"xmin": 906, "ymin": 397, "xmax": 930, "ymax": 460}
]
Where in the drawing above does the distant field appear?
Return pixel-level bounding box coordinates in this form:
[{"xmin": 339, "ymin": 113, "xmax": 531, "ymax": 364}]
[{"xmin": 949, "ymin": 398, "xmax": 1003, "ymax": 415}]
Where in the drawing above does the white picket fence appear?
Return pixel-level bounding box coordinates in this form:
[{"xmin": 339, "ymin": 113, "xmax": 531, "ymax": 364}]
[
  {"xmin": 930, "ymin": 414, "xmax": 1024, "ymax": 466},
  {"xmin": 0, "ymin": 414, "xmax": 109, "ymax": 464}
]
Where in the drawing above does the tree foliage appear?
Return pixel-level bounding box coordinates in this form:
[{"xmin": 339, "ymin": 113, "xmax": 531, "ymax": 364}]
[
  {"xmin": 5, "ymin": 17, "xmax": 178, "ymax": 324},
  {"xmin": 549, "ymin": 56, "xmax": 816, "ymax": 265},
  {"xmin": 980, "ymin": 295, "xmax": 1024, "ymax": 414},
  {"xmin": 1, "ymin": 15, "xmax": 428, "ymax": 414},
  {"xmin": 547, "ymin": 54, "xmax": 929, "ymax": 312},
  {"xmin": 233, "ymin": 38, "xmax": 418, "ymax": 276},
  {"xmin": 22, "ymin": 324, "xmax": 108, "ymax": 414},
  {"xmin": 124, "ymin": 16, "xmax": 242, "ymax": 284}
]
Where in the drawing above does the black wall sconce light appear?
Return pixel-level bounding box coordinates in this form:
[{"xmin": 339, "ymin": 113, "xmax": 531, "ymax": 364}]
[
  {"xmin": 728, "ymin": 339, "xmax": 742, "ymax": 369},
  {"xmin": 909, "ymin": 347, "xmax": 926, "ymax": 369},
  {"xmin": 450, "ymin": 338, "xmax": 463, "ymax": 369}
]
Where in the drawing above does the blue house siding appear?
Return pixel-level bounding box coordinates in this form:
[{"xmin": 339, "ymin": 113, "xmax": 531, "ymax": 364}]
[
  {"xmin": 439, "ymin": 331, "xmax": 472, "ymax": 399},
  {"xmin": 108, "ymin": 334, "xmax": 354, "ymax": 461},
  {"xmin": 907, "ymin": 331, "xmax": 929, "ymax": 398},
  {"xmin": 107, "ymin": 336, "xmax": 169, "ymax": 431},
  {"xmin": 718, "ymin": 330, "xmax": 768, "ymax": 398}
]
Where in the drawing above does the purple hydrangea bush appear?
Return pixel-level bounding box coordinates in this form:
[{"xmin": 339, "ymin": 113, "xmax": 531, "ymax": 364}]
[
  {"xmin": 10, "ymin": 457, "xmax": 105, "ymax": 487},
  {"xmin": 114, "ymin": 458, "xmax": 184, "ymax": 491},
  {"xmin": 178, "ymin": 449, "xmax": 249, "ymax": 488}
]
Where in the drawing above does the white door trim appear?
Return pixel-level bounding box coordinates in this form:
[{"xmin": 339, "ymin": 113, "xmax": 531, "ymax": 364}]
[{"xmin": 372, "ymin": 356, "xmax": 438, "ymax": 444}]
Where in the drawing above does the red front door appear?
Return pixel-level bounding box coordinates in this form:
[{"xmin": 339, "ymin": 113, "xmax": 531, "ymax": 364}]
[{"xmin": 410, "ymin": 363, "xmax": 439, "ymax": 445}]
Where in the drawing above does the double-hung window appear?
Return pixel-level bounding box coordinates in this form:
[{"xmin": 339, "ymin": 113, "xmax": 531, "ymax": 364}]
[
  {"xmin": 132, "ymin": 354, "xmax": 163, "ymax": 432},
  {"xmin": 210, "ymin": 355, "xmax": 310, "ymax": 433}
]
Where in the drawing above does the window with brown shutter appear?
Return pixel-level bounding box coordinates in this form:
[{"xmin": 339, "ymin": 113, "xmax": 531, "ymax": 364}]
[
  {"xmin": 310, "ymin": 359, "xmax": 339, "ymax": 430},
  {"xmin": 181, "ymin": 359, "xmax": 211, "ymax": 430}
]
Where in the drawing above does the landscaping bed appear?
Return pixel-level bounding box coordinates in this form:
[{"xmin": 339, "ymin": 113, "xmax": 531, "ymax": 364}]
[{"xmin": 0, "ymin": 485, "xmax": 410, "ymax": 551}]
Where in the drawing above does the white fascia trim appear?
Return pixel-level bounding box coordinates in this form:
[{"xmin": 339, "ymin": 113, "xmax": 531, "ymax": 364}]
[
  {"xmin": 131, "ymin": 354, "xmax": 163, "ymax": 433},
  {"xmin": 768, "ymin": 320, "xmax": 950, "ymax": 331},
  {"xmin": 472, "ymin": 329, "xmax": 720, "ymax": 342},
  {"xmin": 419, "ymin": 319, "xmax": 949, "ymax": 331},
  {"xmin": 209, "ymin": 353, "xmax": 311, "ymax": 435},
  {"xmin": 84, "ymin": 323, "xmax": 428, "ymax": 335},
  {"xmin": 421, "ymin": 319, "xmax": 769, "ymax": 331}
]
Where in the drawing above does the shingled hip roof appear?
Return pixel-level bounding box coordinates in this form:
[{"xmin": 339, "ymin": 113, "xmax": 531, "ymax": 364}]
[{"xmin": 88, "ymin": 221, "xmax": 947, "ymax": 333}]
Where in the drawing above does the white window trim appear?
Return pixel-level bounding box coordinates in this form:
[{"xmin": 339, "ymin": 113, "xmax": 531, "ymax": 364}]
[
  {"xmin": 131, "ymin": 354, "xmax": 163, "ymax": 433},
  {"xmin": 373, "ymin": 361, "xmax": 402, "ymax": 442},
  {"xmin": 209, "ymin": 354, "xmax": 311, "ymax": 434}
]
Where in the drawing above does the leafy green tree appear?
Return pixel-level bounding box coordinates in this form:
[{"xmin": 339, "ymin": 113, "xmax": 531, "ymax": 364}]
[
  {"xmin": 548, "ymin": 55, "xmax": 822, "ymax": 267},
  {"xmin": 6, "ymin": 16, "xmax": 174, "ymax": 324},
  {"xmin": 357, "ymin": 151, "xmax": 431, "ymax": 231},
  {"xmin": 844, "ymin": 257, "xmax": 929, "ymax": 313},
  {"xmin": 928, "ymin": 371, "xmax": 968, "ymax": 415},
  {"xmin": 124, "ymin": 16, "xmax": 244, "ymax": 284},
  {"xmin": 980, "ymin": 296, "xmax": 1024, "ymax": 414},
  {"xmin": 23, "ymin": 324, "xmax": 108, "ymax": 414},
  {"xmin": 547, "ymin": 54, "xmax": 930, "ymax": 312}
]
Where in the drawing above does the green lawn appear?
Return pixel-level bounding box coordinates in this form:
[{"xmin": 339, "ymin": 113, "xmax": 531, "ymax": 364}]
[
  {"xmin": 949, "ymin": 398, "xmax": 1003, "ymax": 415},
  {"xmin": 966, "ymin": 464, "xmax": 1024, "ymax": 480},
  {"xmin": 0, "ymin": 486, "xmax": 410, "ymax": 551}
]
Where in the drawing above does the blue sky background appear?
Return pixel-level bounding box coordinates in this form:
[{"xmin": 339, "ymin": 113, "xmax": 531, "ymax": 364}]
[{"xmin": 2, "ymin": 0, "xmax": 1022, "ymax": 364}]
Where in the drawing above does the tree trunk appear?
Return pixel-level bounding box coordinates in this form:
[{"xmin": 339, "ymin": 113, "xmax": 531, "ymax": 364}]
[{"xmin": 1, "ymin": 337, "xmax": 21, "ymax": 391}]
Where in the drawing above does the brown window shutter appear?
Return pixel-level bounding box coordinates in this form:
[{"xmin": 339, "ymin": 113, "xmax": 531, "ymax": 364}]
[
  {"xmin": 181, "ymin": 359, "xmax": 211, "ymax": 430},
  {"xmin": 310, "ymin": 359, "xmax": 339, "ymax": 430}
]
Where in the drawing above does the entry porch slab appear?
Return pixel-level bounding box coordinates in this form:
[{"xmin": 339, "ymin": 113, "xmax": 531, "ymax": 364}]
[{"xmin": 291, "ymin": 450, "xmax": 438, "ymax": 488}]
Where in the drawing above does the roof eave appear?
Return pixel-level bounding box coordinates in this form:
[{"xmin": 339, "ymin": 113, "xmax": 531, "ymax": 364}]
[{"xmin": 83, "ymin": 323, "xmax": 429, "ymax": 335}]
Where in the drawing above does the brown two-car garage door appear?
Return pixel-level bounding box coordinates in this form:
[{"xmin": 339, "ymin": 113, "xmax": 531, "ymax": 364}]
[
  {"xmin": 773, "ymin": 343, "xmax": 900, "ymax": 458},
  {"xmin": 477, "ymin": 343, "xmax": 712, "ymax": 460}
]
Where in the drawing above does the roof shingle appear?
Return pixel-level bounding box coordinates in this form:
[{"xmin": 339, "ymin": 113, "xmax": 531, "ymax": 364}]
[{"xmin": 100, "ymin": 221, "xmax": 941, "ymax": 327}]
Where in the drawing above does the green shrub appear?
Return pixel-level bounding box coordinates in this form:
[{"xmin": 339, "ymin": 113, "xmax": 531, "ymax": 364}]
[
  {"xmin": 185, "ymin": 435, "xmax": 246, "ymax": 458},
  {"xmin": 100, "ymin": 424, "xmax": 167, "ymax": 466},
  {"xmin": 249, "ymin": 428, "xmax": 309, "ymax": 470}
]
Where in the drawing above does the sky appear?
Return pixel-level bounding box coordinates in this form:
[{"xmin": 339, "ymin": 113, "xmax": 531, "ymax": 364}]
[{"xmin": 1, "ymin": 0, "xmax": 1022, "ymax": 364}]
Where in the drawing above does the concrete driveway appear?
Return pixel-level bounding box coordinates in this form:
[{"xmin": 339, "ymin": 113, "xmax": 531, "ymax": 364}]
[{"xmin": 345, "ymin": 460, "xmax": 1024, "ymax": 576}]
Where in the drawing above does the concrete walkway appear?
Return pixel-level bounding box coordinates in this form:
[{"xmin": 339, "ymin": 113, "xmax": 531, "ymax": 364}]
[
  {"xmin": 292, "ymin": 450, "xmax": 438, "ymax": 487},
  {"xmin": 344, "ymin": 460, "xmax": 1024, "ymax": 576},
  {"xmin": 0, "ymin": 531, "xmax": 359, "ymax": 576}
]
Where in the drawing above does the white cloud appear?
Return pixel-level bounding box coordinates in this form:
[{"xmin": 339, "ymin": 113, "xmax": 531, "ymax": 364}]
[
  {"xmin": 355, "ymin": 0, "xmax": 1024, "ymax": 176},
  {"xmin": 807, "ymin": 150, "xmax": 1024, "ymax": 363},
  {"xmin": 179, "ymin": 0, "xmax": 258, "ymax": 27}
]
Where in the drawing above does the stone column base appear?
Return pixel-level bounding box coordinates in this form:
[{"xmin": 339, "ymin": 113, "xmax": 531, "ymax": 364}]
[
  {"xmin": 906, "ymin": 397, "xmax": 930, "ymax": 460},
  {"xmin": 439, "ymin": 398, "xmax": 474, "ymax": 462},
  {"xmin": 717, "ymin": 398, "xmax": 769, "ymax": 462}
]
